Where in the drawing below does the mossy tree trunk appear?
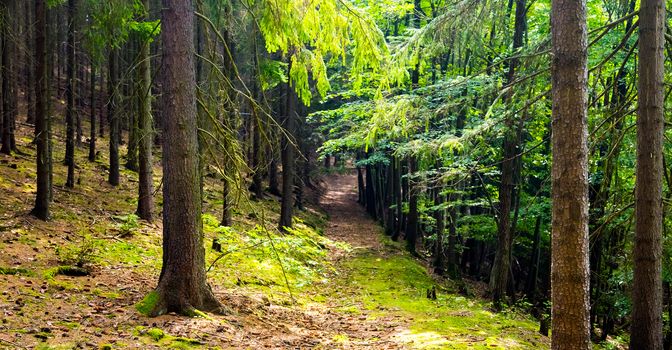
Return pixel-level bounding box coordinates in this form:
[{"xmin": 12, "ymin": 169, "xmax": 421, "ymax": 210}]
[{"xmin": 136, "ymin": 0, "xmax": 154, "ymax": 221}]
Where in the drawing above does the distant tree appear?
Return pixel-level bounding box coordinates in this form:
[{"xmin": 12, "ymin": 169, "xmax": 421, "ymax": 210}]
[
  {"xmin": 88, "ymin": 65, "xmax": 97, "ymax": 162},
  {"xmin": 550, "ymin": 0, "xmax": 591, "ymax": 348},
  {"xmin": 147, "ymin": 0, "xmax": 221, "ymax": 316}
]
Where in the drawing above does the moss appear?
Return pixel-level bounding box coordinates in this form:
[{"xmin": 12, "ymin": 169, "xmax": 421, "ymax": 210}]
[
  {"xmin": 99, "ymin": 344, "xmax": 113, "ymax": 350},
  {"xmin": 337, "ymin": 246, "xmax": 548, "ymax": 349},
  {"xmin": 140, "ymin": 327, "xmax": 204, "ymax": 348},
  {"xmin": 55, "ymin": 321, "xmax": 81, "ymax": 330},
  {"xmin": 93, "ymin": 288, "xmax": 121, "ymax": 299},
  {"xmin": 43, "ymin": 266, "xmax": 89, "ymax": 280},
  {"xmin": 146, "ymin": 328, "xmax": 165, "ymax": 341},
  {"xmin": 187, "ymin": 308, "xmax": 213, "ymax": 320},
  {"xmin": 135, "ymin": 291, "xmax": 159, "ymax": 316},
  {"xmin": 0, "ymin": 266, "xmax": 34, "ymax": 276}
]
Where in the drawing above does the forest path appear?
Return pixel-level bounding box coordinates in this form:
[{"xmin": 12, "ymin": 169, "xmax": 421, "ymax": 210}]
[
  {"xmin": 267, "ymin": 173, "xmax": 408, "ymax": 349},
  {"xmin": 320, "ymin": 173, "xmax": 385, "ymax": 257},
  {"xmin": 314, "ymin": 173, "xmax": 409, "ymax": 347}
]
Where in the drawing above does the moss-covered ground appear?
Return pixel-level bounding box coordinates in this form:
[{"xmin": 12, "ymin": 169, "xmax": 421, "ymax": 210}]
[{"xmin": 0, "ymin": 121, "xmax": 623, "ymax": 349}]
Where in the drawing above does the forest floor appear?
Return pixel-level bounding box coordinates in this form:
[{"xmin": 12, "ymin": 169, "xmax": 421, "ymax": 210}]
[{"xmin": 0, "ymin": 122, "xmax": 553, "ymax": 349}]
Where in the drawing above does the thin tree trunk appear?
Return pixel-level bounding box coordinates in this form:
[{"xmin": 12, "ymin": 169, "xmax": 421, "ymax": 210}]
[
  {"xmin": 136, "ymin": 0, "xmax": 154, "ymax": 221},
  {"xmin": 490, "ymin": 0, "xmax": 526, "ymax": 308},
  {"xmin": 433, "ymin": 185, "xmax": 445, "ymax": 274},
  {"xmin": 25, "ymin": 0, "xmax": 35, "ymax": 125},
  {"xmin": 392, "ymin": 157, "xmax": 402, "ymax": 240},
  {"xmin": 31, "ymin": 0, "xmax": 50, "ymax": 220},
  {"xmin": 406, "ymin": 156, "xmax": 419, "ymax": 255},
  {"xmin": 64, "ymin": 0, "xmax": 76, "ymax": 188},
  {"xmin": 108, "ymin": 47, "xmax": 120, "ymax": 186},
  {"xmin": 88, "ymin": 65, "xmax": 96, "ymax": 161},
  {"xmin": 1, "ymin": 1, "xmax": 14, "ymax": 154},
  {"xmin": 279, "ymin": 59, "xmax": 297, "ymax": 231}
]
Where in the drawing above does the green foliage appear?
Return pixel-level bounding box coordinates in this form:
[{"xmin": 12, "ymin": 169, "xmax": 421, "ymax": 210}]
[
  {"xmin": 257, "ymin": 0, "xmax": 388, "ymax": 104},
  {"xmin": 55, "ymin": 235, "xmax": 100, "ymax": 268},
  {"xmin": 259, "ymin": 59, "xmax": 288, "ymax": 91},
  {"xmin": 204, "ymin": 213, "xmax": 345, "ymax": 292},
  {"xmin": 113, "ymin": 214, "xmax": 140, "ymax": 236}
]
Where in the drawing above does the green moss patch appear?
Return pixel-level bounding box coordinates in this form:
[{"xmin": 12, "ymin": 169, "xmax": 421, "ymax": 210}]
[
  {"xmin": 135, "ymin": 291, "xmax": 159, "ymax": 316},
  {"xmin": 338, "ymin": 247, "xmax": 549, "ymax": 349},
  {"xmin": 0, "ymin": 266, "xmax": 34, "ymax": 276}
]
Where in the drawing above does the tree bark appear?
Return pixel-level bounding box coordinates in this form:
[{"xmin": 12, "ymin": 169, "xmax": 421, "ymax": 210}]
[
  {"xmin": 88, "ymin": 66, "xmax": 97, "ymax": 161},
  {"xmin": 108, "ymin": 47, "xmax": 120, "ymax": 186},
  {"xmin": 406, "ymin": 156, "xmax": 419, "ymax": 255},
  {"xmin": 136, "ymin": 0, "xmax": 154, "ymax": 222},
  {"xmin": 31, "ymin": 0, "xmax": 50, "ymax": 220},
  {"xmin": 630, "ymin": 0, "xmax": 665, "ymax": 347},
  {"xmin": 149, "ymin": 0, "xmax": 221, "ymax": 316},
  {"xmin": 1, "ymin": 0, "xmax": 16, "ymax": 154},
  {"xmin": 550, "ymin": 0, "xmax": 591, "ymax": 347},
  {"xmin": 433, "ymin": 185, "xmax": 445, "ymax": 275},
  {"xmin": 489, "ymin": 0, "xmax": 526, "ymax": 308},
  {"xmin": 64, "ymin": 0, "xmax": 77, "ymax": 188},
  {"xmin": 24, "ymin": 0, "xmax": 35, "ymax": 125},
  {"xmin": 279, "ymin": 59, "xmax": 297, "ymax": 231}
]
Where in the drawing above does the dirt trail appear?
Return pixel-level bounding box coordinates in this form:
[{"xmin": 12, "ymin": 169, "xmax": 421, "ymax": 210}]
[
  {"xmin": 233, "ymin": 174, "xmax": 406, "ymax": 349},
  {"xmin": 320, "ymin": 174, "xmax": 385, "ymax": 255}
]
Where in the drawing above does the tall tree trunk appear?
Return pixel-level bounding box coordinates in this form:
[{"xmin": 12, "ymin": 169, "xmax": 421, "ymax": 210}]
[
  {"xmin": 148, "ymin": 0, "xmax": 221, "ymax": 316},
  {"xmin": 392, "ymin": 156, "xmax": 402, "ymax": 240},
  {"xmin": 550, "ymin": 0, "xmax": 591, "ymax": 347},
  {"xmin": 630, "ymin": 0, "xmax": 665, "ymax": 347},
  {"xmin": 64, "ymin": 0, "xmax": 76, "ymax": 188},
  {"xmin": 433, "ymin": 185, "xmax": 445, "ymax": 274},
  {"xmin": 406, "ymin": 156, "xmax": 419, "ymax": 255},
  {"xmin": 357, "ymin": 163, "xmax": 365, "ymax": 205},
  {"xmin": 31, "ymin": 0, "xmax": 50, "ymax": 220},
  {"xmin": 490, "ymin": 0, "xmax": 526, "ymax": 308},
  {"xmin": 365, "ymin": 162, "xmax": 377, "ymax": 219},
  {"xmin": 279, "ymin": 59, "xmax": 297, "ymax": 231},
  {"xmin": 108, "ymin": 47, "xmax": 120, "ymax": 186},
  {"xmin": 25, "ymin": 0, "xmax": 35, "ymax": 125},
  {"xmin": 88, "ymin": 66, "xmax": 97, "ymax": 161},
  {"xmin": 1, "ymin": 0, "xmax": 15, "ymax": 154},
  {"xmin": 99, "ymin": 71, "xmax": 105, "ymax": 137},
  {"xmin": 385, "ymin": 163, "xmax": 396, "ymax": 236},
  {"xmin": 250, "ymin": 41, "xmax": 263, "ymax": 200},
  {"xmin": 136, "ymin": 0, "xmax": 154, "ymax": 222}
]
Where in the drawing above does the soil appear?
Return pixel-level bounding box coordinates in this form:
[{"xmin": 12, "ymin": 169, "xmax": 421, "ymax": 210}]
[{"xmin": 0, "ymin": 171, "xmax": 408, "ymax": 349}]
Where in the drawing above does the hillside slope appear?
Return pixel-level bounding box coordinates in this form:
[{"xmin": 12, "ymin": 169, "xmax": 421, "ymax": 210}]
[{"xmin": 0, "ymin": 124, "xmax": 550, "ymax": 349}]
